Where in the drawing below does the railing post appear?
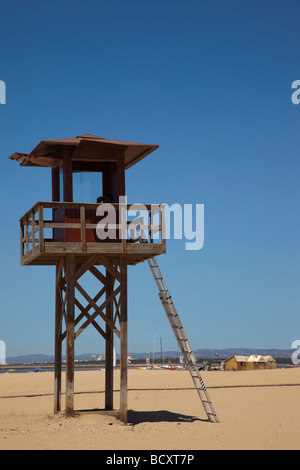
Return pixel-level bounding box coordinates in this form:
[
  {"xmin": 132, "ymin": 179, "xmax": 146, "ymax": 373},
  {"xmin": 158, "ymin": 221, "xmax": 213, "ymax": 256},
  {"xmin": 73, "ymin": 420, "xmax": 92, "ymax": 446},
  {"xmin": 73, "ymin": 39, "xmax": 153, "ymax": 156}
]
[
  {"xmin": 149, "ymin": 209, "xmax": 153, "ymax": 244},
  {"xmin": 31, "ymin": 209, "xmax": 35, "ymax": 252},
  {"xmin": 25, "ymin": 215, "xmax": 29, "ymax": 256},
  {"xmin": 38, "ymin": 204, "xmax": 44, "ymax": 252},
  {"xmin": 20, "ymin": 220, "xmax": 24, "ymax": 261},
  {"xmin": 80, "ymin": 205, "xmax": 87, "ymax": 252}
]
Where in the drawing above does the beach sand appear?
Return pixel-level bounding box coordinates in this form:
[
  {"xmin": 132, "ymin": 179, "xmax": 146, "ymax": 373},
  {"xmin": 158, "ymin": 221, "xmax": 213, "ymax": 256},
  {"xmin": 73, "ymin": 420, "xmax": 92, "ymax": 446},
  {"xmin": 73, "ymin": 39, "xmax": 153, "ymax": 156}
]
[{"xmin": 0, "ymin": 367, "xmax": 299, "ymax": 450}]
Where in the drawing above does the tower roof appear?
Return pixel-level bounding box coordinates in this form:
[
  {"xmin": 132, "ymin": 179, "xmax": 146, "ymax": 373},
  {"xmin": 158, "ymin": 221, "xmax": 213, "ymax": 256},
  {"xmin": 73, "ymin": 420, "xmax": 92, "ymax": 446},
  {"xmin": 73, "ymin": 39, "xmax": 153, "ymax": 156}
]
[{"xmin": 9, "ymin": 134, "xmax": 159, "ymax": 169}]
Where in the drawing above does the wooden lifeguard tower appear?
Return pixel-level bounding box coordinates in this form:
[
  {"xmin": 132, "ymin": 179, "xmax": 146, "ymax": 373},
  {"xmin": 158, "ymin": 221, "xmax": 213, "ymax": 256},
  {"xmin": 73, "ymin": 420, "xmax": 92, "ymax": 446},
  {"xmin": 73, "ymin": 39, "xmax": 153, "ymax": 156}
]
[{"xmin": 10, "ymin": 133, "xmax": 219, "ymax": 424}]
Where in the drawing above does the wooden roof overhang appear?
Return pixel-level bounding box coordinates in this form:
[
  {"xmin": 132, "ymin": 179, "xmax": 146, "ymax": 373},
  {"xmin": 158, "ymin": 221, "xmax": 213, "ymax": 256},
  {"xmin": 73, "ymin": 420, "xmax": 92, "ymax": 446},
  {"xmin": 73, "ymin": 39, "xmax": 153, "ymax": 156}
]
[{"xmin": 9, "ymin": 134, "xmax": 159, "ymax": 170}]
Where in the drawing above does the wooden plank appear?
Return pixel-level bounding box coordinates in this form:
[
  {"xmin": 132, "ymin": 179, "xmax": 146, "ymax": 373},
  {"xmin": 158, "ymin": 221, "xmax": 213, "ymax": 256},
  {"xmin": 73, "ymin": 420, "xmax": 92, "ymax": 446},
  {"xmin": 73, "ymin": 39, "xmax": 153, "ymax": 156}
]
[
  {"xmin": 75, "ymin": 254, "xmax": 99, "ymax": 281},
  {"xmin": 37, "ymin": 201, "xmax": 100, "ymax": 210},
  {"xmin": 97, "ymin": 254, "xmax": 121, "ymax": 283},
  {"xmin": 44, "ymin": 222, "xmax": 82, "ymax": 229},
  {"xmin": 45, "ymin": 242, "xmax": 83, "ymax": 253},
  {"xmin": 126, "ymin": 244, "xmax": 164, "ymax": 253},
  {"xmin": 87, "ymin": 244, "xmax": 122, "ymax": 254},
  {"xmin": 36, "ymin": 201, "xmax": 152, "ymax": 210},
  {"xmin": 89, "ymin": 265, "xmax": 107, "ymax": 285},
  {"xmin": 43, "ymin": 242, "xmax": 124, "ymax": 254}
]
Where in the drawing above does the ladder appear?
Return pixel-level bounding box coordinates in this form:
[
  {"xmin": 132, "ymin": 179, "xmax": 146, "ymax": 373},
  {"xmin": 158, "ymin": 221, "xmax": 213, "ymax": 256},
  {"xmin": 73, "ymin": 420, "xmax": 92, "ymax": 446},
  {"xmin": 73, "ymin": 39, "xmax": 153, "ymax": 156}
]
[{"xmin": 146, "ymin": 255, "xmax": 219, "ymax": 423}]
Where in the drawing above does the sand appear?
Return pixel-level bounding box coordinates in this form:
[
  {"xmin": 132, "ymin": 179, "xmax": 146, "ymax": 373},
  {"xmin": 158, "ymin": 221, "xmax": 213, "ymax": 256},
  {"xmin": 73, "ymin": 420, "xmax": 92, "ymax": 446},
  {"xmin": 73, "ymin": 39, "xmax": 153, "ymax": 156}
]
[{"xmin": 0, "ymin": 367, "xmax": 299, "ymax": 450}]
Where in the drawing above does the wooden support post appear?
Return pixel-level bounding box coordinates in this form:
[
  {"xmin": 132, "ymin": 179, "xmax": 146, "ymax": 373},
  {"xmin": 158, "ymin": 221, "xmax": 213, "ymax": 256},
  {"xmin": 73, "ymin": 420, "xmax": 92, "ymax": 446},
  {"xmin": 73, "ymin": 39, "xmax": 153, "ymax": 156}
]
[
  {"xmin": 65, "ymin": 255, "xmax": 75, "ymax": 417},
  {"xmin": 54, "ymin": 261, "xmax": 62, "ymax": 413},
  {"xmin": 105, "ymin": 270, "xmax": 114, "ymax": 410},
  {"xmin": 119, "ymin": 256, "xmax": 128, "ymax": 424},
  {"xmin": 63, "ymin": 147, "xmax": 73, "ymax": 202},
  {"xmin": 52, "ymin": 167, "xmax": 60, "ymax": 202}
]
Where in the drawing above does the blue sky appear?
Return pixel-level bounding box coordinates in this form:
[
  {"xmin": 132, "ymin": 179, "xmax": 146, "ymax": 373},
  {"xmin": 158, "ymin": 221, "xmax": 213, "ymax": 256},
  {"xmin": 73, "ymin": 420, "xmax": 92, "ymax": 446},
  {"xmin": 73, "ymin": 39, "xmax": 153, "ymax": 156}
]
[{"xmin": 0, "ymin": 0, "xmax": 299, "ymax": 357}]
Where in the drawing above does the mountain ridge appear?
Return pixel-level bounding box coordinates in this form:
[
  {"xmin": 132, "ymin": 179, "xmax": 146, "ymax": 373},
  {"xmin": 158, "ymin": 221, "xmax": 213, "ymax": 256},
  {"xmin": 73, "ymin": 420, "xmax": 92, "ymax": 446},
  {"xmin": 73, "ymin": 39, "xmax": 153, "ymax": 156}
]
[{"xmin": 6, "ymin": 348, "xmax": 293, "ymax": 363}]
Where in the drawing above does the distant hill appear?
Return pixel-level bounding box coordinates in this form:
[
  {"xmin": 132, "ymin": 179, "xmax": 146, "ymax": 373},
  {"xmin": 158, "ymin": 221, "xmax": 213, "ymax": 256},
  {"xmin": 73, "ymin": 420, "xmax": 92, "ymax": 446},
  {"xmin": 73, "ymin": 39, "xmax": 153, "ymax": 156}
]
[
  {"xmin": 194, "ymin": 348, "xmax": 293, "ymax": 359},
  {"xmin": 6, "ymin": 348, "xmax": 293, "ymax": 364},
  {"xmin": 132, "ymin": 348, "xmax": 293, "ymax": 360},
  {"xmin": 6, "ymin": 354, "xmax": 55, "ymax": 364}
]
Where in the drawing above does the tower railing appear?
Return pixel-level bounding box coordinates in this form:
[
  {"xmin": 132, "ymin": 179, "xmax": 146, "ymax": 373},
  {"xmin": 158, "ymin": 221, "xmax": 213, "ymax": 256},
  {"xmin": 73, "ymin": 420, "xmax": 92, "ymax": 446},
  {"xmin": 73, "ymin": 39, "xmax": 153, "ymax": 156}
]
[{"xmin": 19, "ymin": 201, "xmax": 166, "ymax": 265}]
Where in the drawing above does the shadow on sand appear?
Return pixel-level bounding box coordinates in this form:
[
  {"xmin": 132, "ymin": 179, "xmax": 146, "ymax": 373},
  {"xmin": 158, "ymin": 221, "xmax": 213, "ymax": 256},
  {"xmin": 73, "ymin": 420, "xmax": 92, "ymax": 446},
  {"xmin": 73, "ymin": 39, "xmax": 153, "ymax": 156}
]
[
  {"xmin": 75, "ymin": 408, "xmax": 206, "ymax": 424},
  {"xmin": 127, "ymin": 409, "xmax": 205, "ymax": 425}
]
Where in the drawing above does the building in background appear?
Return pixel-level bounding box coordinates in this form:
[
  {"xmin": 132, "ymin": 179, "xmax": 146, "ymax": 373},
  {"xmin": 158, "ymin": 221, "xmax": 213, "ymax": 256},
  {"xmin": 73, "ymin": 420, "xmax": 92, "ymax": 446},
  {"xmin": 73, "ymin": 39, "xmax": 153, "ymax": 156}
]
[{"xmin": 225, "ymin": 355, "xmax": 276, "ymax": 371}]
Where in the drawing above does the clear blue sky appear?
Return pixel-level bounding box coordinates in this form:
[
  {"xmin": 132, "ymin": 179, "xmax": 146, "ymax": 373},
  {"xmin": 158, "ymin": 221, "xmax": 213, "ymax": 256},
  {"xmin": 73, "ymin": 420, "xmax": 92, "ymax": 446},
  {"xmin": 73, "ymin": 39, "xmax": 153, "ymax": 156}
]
[{"xmin": 0, "ymin": 0, "xmax": 299, "ymax": 357}]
